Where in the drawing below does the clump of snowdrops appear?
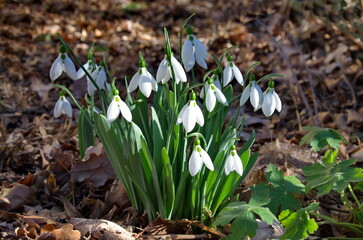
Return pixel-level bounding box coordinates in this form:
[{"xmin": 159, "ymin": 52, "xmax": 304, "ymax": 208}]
[{"xmin": 50, "ymin": 16, "xmax": 283, "ymax": 223}]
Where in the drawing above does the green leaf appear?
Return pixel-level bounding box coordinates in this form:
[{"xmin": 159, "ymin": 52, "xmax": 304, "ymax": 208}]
[
  {"xmin": 303, "ymin": 152, "xmax": 363, "ymax": 195},
  {"xmin": 214, "ymin": 188, "xmax": 277, "ymax": 238},
  {"xmin": 300, "ymin": 127, "xmax": 347, "ymax": 151},
  {"xmin": 77, "ymin": 109, "xmax": 95, "ymax": 158},
  {"xmin": 252, "ymin": 164, "xmax": 305, "ymax": 214},
  {"xmin": 279, "ymin": 202, "xmax": 319, "ymax": 240}
]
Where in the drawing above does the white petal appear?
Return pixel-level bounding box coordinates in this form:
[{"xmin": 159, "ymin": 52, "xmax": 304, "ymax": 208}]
[
  {"xmin": 214, "ymin": 79, "xmax": 222, "ymax": 90},
  {"xmin": 156, "ymin": 57, "xmax": 169, "ymax": 83},
  {"xmin": 139, "ymin": 74, "xmax": 153, "ymax": 98},
  {"xmin": 223, "ymin": 65, "xmax": 232, "ymax": 87},
  {"xmin": 262, "ymin": 92, "xmax": 276, "ymax": 117},
  {"xmin": 63, "ymin": 54, "xmax": 77, "ymax": 80},
  {"xmin": 273, "ymin": 91, "xmax": 282, "ymax": 112},
  {"xmin": 50, "ymin": 54, "xmax": 63, "ymax": 81},
  {"xmin": 118, "ymin": 99, "xmax": 132, "ymax": 122},
  {"xmin": 107, "ymin": 97, "xmax": 121, "ymax": 122},
  {"xmin": 193, "ymin": 37, "xmax": 208, "ymax": 60},
  {"xmin": 76, "ymin": 62, "xmax": 89, "ymax": 79},
  {"xmin": 177, "ymin": 104, "xmax": 188, "ymax": 125},
  {"xmin": 239, "ymin": 85, "xmax": 251, "ymax": 106},
  {"xmin": 87, "ymin": 77, "xmax": 96, "ymax": 96},
  {"xmin": 189, "ymin": 149, "xmax": 203, "ymax": 176},
  {"xmin": 171, "ymin": 56, "xmax": 187, "ymax": 83},
  {"xmin": 163, "ymin": 68, "xmax": 172, "ymax": 84},
  {"xmin": 206, "ymin": 87, "xmax": 216, "ymax": 112},
  {"xmin": 201, "ymin": 149, "xmax": 214, "ymax": 171},
  {"xmin": 62, "ymin": 98, "xmax": 73, "ymax": 118},
  {"xmin": 128, "ymin": 72, "xmax": 140, "ymax": 93},
  {"xmin": 225, "ymin": 155, "xmax": 234, "ymax": 175},
  {"xmin": 195, "ymin": 53, "xmax": 207, "ymax": 69},
  {"xmin": 145, "ymin": 70, "xmax": 158, "ymax": 91},
  {"xmin": 54, "ymin": 98, "xmax": 63, "ymax": 118},
  {"xmin": 232, "ymin": 64, "xmax": 244, "ymax": 86},
  {"xmin": 233, "ymin": 154, "xmax": 243, "ymax": 176},
  {"xmin": 96, "ymin": 68, "xmax": 107, "ymax": 90},
  {"xmin": 194, "ymin": 103, "xmax": 204, "ymax": 127},
  {"xmin": 214, "ymin": 87, "xmax": 229, "ymax": 106},
  {"xmin": 250, "ymin": 85, "xmax": 260, "ymax": 110},
  {"xmin": 256, "ymin": 84, "xmax": 264, "ymax": 110},
  {"xmin": 182, "ymin": 38, "xmax": 195, "ymax": 72},
  {"xmin": 183, "ymin": 105, "xmax": 196, "ymax": 132}
]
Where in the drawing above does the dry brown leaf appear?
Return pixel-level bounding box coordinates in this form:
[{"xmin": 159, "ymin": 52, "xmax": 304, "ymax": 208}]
[
  {"xmin": 40, "ymin": 224, "xmax": 81, "ymax": 240},
  {"xmin": 70, "ymin": 144, "xmax": 115, "ymax": 188},
  {"xmin": 69, "ymin": 218, "xmax": 135, "ymax": 240},
  {"xmin": 0, "ymin": 182, "xmax": 36, "ymax": 211}
]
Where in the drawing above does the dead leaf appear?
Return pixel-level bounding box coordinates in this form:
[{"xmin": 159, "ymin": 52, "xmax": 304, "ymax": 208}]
[
  {"xmin": 69, "ymin": 218, "xmax": 135, "ymax": 240},
  {"xmin": 71, "ymin": 144, "xmax": 116, "ymax": 188},
  {"xmin": 40, "ymin": 224, "xmax": 81, "ymax": 240},
  {"xmin": 0, "ymin": 182, "xmax": 36, "ymax": 211}
]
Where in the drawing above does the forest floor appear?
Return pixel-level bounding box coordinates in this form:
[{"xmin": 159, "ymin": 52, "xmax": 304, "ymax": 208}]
[{"xmin": 1, "ymin": 0, "xmax": 363, "ymax": 239}]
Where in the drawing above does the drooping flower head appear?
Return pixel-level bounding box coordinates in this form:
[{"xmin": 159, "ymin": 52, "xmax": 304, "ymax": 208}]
[
  {"xmin": 54, "ymin": 91, "xmax": 72, "ymax": 118},
  {"xmin": 189, "ymin": 137, "xmax": 214, "ymax": 176},
  {"xmin": 262, "ymin": 81, "xmax": 282, "ymax": 117},
  {"xmin": 201, "ymin": 77, "xmax": 229, "ymax": 112},
  {"xmin": 77, "ymin": 53, "xmax": 97, "ymax": 80},
  {"xmin": 239, "ymin": 74, "xmax": 264, "ymax": 111},
  {"xmin": 223, "ymin": 55, "xmax": 244, "ymax": 87},
  {"xmin": 225, "ymin": 145, "xmax": 243, "ymax": 176},
  {"xmin": 87, "ymin": 61, "xmax": 109, "ymax": 96},
  {"xmin": 128, "ymin": 55, "xmax": 158, "ymax": 98},
  {"xmin": 106, "ymin": 88, "xmax": 132, "ymax": 123},
  {"xmin": 176, "ymin": 91, "xmax": 204, "ymax": 133},
  {"xmin": 50, "ymin": 45, "xmax": 77, "ymax": 81},
  {"xmin": 182, "ymin": 26, "xmax": 208, "ymax": 72},
  {"xmin": 156, "ymin": 54, "xmax": 187, "ymax": 84}
]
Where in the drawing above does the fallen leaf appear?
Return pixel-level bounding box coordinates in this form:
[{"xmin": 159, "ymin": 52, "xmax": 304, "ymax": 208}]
[
  {"xmin": 0, "ymin": 182, "xmax": 36, "ymax": 211},
  {"xmin": 70, "ymin": 144, "xmax": 116, "ymax": 188},
  {"xmin": 40, "ymin": 224, "xmax": 81, "ymax": 240},
  {"xmin": 69, "ymin": 218, "xmax": 134, "ymax": 240}
]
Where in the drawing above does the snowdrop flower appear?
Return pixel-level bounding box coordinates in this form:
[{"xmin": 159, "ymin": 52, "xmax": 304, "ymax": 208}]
[
  {"xmin": 76, "ymin": 53, "xmax": 97, "ymax": 79},
  {"xmin": 54, "ymin": 93, "xmax": 72, "ymax": 118},
  {"xmin": 156, "ymin": 54, "xmax": 187, "ymax": 84},
  {"xmin": 177, "ymin": 91, "xmax": 204, "ymax": 133},
  {"xmin": 201, "ymin": 78, "xmax": 228, "ymax": 112},
  {"xmin": 128, "ymin": 58, "xmax": 158, "ymax": 98},
  {"xmin": 189, "ymin": 138, "xmax": 214, "ymax": 176},
  {"xmin": 225, "ymin": 146, "xmax": 243, "ymax": 176},
  {"xmin": 106, "ymin": 89, "xmax": 132, "ymax": 123},
  {"xmin": 223, "ymin": 55, "xmax": 244, "ymax": 87},
  {"xmin": 262, "ymin": 81, "xmax": 282, "ymax": 117},
  {"xmin": 50, "ymin": 45, "xmax": 77, "ymax": 81},
  {"xmin": 88, "ymin": 62, "xmax": 108, "ymax": 96},
  {"xmin": 239, "ymin": 75, "xmax": 264, "ymax": 111},
  {"xmin": 210, "ymin": 69, "xmax": 222, "ymax": 90},
  {"xmin": 181, "ymin": 26, "xmax": 208, "ymax": 72}
]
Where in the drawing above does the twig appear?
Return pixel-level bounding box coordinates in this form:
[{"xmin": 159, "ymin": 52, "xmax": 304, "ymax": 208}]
[{"xmin": 255, "ymin": 19, "xmax": 318, "ymax": 125}]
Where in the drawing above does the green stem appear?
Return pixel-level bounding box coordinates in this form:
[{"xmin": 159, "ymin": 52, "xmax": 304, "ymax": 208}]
[
  {"xmin": 191, "ymin": 68, "xmax": 196, "ymax": 85},
  {"xmin": 311, "ymin": 212, "xmax": 363, "ymax": 231},
  {"xmin": 348, "ymin": 184, "xmax": 362, "ymax": 209}
]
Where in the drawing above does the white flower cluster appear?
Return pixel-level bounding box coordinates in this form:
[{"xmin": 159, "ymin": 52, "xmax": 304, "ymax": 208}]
[
  {"xmin": 49, "ymin": 26, "xmax": 282, "ymax": 177},
  {"xmin": 239, "ymin": 77, "xmax": 282, "ymax": 117}
]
